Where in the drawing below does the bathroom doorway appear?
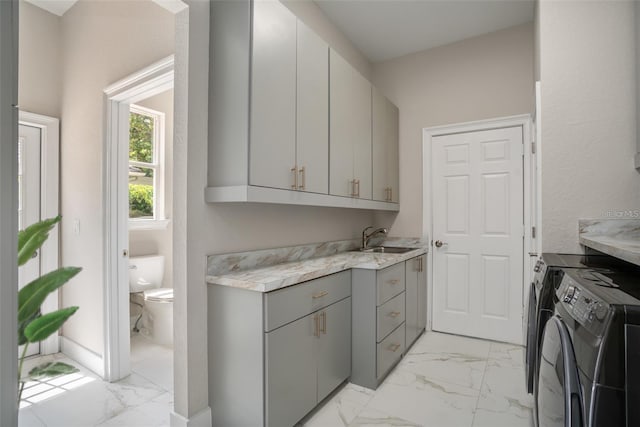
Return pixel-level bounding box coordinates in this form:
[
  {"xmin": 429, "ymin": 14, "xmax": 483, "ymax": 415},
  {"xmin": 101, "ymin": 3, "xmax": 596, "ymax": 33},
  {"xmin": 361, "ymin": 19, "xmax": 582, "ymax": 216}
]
[{"xmin": 103, "ymin": 57, "xmax": 174, "ymax": 384}]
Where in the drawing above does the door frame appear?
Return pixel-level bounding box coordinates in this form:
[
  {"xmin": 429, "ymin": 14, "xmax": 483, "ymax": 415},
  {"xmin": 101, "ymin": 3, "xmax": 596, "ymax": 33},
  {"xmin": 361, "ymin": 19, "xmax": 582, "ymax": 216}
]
[
  {"xmin": 0, "ymin": 0, "xmax": 19, "ymax": 422},
  {"xmin": 19, "ymin": 111, "xmax": 60, "ymax": 355},
  {"xmin": 422, "ymin": 114, "xmax": 535, "ymax": 343},
  {"xmin": 103, "ymin": 55, "xmax": 174, "ymax": 382}
]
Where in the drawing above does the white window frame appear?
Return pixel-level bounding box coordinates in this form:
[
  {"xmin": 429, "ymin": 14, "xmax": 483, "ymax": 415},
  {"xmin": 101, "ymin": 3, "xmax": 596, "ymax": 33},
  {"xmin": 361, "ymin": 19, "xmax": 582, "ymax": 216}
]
[{"xmin": 128, "ymin": 104, "xmax": 168, "ymax": 230}]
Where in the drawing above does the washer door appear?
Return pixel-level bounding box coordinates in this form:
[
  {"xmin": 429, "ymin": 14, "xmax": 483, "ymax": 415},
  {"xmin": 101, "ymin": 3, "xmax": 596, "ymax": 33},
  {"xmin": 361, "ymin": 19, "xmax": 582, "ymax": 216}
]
[
  {"xmin": 536, "ymin": 316, "xmax": 583, "ymax": 427},
  {"xmin": 525, "ymin": 281, "xmax": 537, "ymax": 393}
]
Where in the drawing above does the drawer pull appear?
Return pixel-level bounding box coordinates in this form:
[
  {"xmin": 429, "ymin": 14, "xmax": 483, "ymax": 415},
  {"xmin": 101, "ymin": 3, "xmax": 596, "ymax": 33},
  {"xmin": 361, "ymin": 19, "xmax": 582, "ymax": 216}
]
[
  {"xmin": 388, "ymin": 343, "xmax": 401, "ymax": 352},
  {"xmin": 312, "ymin": 290, "xmax": 328, "ymax": 299},
  {"xmin": 388, "ymin": 311, "xmax": 401, "ymax": 318},
  {"xmin": 387, "ymin": 279, "xmax": 400, "ymax": 285}
]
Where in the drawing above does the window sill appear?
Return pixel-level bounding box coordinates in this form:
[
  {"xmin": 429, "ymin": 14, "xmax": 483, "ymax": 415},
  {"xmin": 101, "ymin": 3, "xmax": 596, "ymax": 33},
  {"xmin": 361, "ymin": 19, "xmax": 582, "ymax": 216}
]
[{"xmin": 129, "ymin": 219, "xmax": 170, "ymax": 231}]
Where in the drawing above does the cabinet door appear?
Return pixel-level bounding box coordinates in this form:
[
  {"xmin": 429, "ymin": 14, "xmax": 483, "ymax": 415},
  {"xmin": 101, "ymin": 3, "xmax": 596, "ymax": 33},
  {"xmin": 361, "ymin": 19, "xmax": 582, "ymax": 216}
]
[
  {"xmin": 386, "ymin": 99, "xmax": 399, "ymax": 203},
  {"xmin": 352, "ymin": 71, "xmax": 372, "ymax": 200},
  {"xmin": 418, "ymin": 254, "xmax": 427, "ymax": 330},
  {"xmin": 250, "ymin": 0, "xmax": 297, "ymax": 190},
  {"xmin": 405, "ymin": 258, "xmax": 419, "ymax": 345},
  {"xmin": 372, "ymin": 92, "xmax": 399, "ymax": 203},
  {"xmin": 317, "ymin": 297, "xmax": 351, "ymax": 402},
  {"xmin": 372, "ymin": 87, "xmax": 388, "ymax": 202},
  {"xmin": 265, "ymin": 313, "xmax": 317, "ymax": 427},
  {"xmin": 329, "ymin": 49, "xmax": 354, "ymax": 197},
  {"xmin": 296, "ymin": 21, "xmax": 328, "ymax": 194}
]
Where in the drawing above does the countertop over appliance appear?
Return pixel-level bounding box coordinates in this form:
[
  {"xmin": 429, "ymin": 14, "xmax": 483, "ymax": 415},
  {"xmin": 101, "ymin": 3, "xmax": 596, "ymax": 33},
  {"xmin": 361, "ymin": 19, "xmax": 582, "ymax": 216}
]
[
  {"xmin": 579, "ymin": 219, "xmax": 640, "ymax": 267},
  {"xmin": 206, "ymin": 238, "xmax": 428, "ymax": 293}
]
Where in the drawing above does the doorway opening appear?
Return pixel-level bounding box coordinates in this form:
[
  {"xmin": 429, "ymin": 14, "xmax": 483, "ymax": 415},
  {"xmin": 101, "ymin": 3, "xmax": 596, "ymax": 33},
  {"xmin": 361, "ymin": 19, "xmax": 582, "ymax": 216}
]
[
  {"xmin": 18, "ymin": 111, "xmax": 60, "ymax": 359},
  {"xmin": 103, "ymin": 56, "xmax": 174, "ymax": 384}
]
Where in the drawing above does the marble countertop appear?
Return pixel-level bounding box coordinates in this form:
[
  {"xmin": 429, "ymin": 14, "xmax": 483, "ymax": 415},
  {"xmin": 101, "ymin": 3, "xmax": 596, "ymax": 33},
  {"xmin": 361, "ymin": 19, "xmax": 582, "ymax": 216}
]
[
  {"xmin": 579, "ymin": 219, "xmax": 640, "ymax": 266},
  {"xmin": 206, "ymin": 243, "xmax": 427, "ymax": 293}
]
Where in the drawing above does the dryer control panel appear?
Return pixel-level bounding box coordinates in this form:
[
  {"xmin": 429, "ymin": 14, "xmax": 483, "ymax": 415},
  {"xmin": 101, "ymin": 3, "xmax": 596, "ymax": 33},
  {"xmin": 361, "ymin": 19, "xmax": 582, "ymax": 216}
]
[{"xmin": 558, "ymin": 274, "xmax": 611, "ymax": 338}]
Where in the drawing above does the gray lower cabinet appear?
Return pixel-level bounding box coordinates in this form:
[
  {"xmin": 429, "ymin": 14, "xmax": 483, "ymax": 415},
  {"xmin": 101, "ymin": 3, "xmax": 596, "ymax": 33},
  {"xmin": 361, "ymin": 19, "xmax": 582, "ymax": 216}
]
[
  {"xmin": 352, "ymin": 262, "xmax": 406, "ymax": 389},
  {"xmin": 266, "ymin": 311, "xmax": 317, "ymax": 427},
  {"xmin": 352, "ymin": 255, "xmax": 427, "ymax": 389},
  {"xmin": 266, "ymin": 297, "xmax": 351, "ymax": 427},
  {"xmin": 208, "ymin": 270, "xmax": 351, "ymax": 427},
  {"xmin": 405, "ymin": 254, "xmax": 427, "ymax": 347}
]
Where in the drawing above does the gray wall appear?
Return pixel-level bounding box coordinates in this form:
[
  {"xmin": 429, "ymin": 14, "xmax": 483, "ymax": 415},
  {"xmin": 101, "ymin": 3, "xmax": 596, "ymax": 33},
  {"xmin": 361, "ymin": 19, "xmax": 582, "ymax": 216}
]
[
  {"xmin": 371, "ymin": 23, "xmax": 535, "ymax": 238},
  {"xmin": 0, "ymin": 0, "xmax": 19, "ymax": 424},
  {"xmin": 58, "ymin": 0, "xmax": 175, "ymax": 355},
  {"xmin": 19, "ymin": 1, "xmax": 61, "ymax": 118},
  {"xmin": 537, "ymin": 0, "xmax": 640, "ymax": 252}
]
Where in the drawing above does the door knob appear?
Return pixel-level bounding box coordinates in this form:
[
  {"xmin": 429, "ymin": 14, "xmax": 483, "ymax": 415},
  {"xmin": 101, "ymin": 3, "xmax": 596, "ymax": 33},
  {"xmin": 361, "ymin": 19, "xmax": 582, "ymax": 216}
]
[{"xmin": 434, "ymin": 240, "xmax": 447, "ymax": 248}]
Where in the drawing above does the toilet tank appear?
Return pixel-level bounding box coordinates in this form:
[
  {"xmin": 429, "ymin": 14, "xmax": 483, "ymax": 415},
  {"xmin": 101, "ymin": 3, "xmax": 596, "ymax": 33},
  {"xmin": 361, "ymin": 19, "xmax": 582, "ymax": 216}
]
[{"xmin": 129, "ymin": 255, "xmax": 164, "ymax": 293}]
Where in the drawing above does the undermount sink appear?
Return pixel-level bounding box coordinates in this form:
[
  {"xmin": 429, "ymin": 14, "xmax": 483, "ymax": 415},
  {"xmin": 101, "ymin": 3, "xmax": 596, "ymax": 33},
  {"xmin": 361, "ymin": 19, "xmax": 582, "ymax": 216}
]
[{"xmin": 355, "ymin": 246, "xmax": 415, "ymax": 254}]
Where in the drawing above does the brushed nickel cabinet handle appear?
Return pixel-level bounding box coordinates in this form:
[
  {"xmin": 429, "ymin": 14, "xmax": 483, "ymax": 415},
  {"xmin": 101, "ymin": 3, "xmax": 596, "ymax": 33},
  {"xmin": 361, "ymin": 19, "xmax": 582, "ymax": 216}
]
[
  {"xmin": 312, "ymin": 290, "xmax": 328, "ymax": 299},
  {"xmin": 355, "ymin": 179, "xmax": 360, "ymax": 198},
  {"xmin": 298, "ymin": 166, "xmax": 305, "ymax": 190},
  {"xmin": 388, "ymin": 311, "xmax": 401, "ymax": 318},
  {"xmin": 388, "ymin": 343, "xmax": 401, "ymax": 352},
  {"xmin": 321, "ymin": 311, "xmax": 327, "ymax": 335},
  {"xmin": 387, "ymin": 279, "xmax": 400, "ymax": 285},
  {"xmin": 350, "ymin": 180, "xmax": 357, "ymax": 197},
  {"xmin": 389, "ymin": 187, "xmax": 392, "ymax": 201},
  {"xmin": 314, "ymin": 313, "xmax": 320, "ymax": 337},
  {"xmin": 291, "ymin": 166, "xmax": 298, "ymax": 190}
]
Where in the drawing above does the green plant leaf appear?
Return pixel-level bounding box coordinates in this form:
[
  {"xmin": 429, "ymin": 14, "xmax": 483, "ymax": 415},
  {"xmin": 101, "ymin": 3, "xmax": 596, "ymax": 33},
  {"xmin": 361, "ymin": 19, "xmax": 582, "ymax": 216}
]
[
  {"xmin": 17, "ymin": 216, "xmax": 61, "ymax": 266},
  {"xmin": 18, "ymin": 267, "xmax": 82, "ymax": 323},
  {"xmin": 18, "ymin": 310, "xmax": 40, "ymax": 346},
  {"xmin": 28, "ymin": 362, "xmax": 78, "ymax": 380},
  {"xmin": 25, "ymin": 307, "xmax": 79, "ymax": 343}
]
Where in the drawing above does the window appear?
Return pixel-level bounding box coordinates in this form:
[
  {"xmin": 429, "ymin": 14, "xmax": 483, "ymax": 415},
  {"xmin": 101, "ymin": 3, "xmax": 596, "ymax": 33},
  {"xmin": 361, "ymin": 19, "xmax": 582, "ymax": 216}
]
[{"xmin": 128, "ymin": 104, "xmax": 167, "ymax": 229}]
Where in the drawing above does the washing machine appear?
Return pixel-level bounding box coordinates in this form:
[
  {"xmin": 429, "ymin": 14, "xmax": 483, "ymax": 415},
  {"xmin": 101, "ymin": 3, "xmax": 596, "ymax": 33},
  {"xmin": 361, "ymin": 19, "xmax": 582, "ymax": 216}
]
[
  {"xmin": 536, "ymin": 267, "xmax": 640, "ymax": 427},
  {"xmin": 524, "ymin": 253, "xmax": 633, "ymax": 396}
]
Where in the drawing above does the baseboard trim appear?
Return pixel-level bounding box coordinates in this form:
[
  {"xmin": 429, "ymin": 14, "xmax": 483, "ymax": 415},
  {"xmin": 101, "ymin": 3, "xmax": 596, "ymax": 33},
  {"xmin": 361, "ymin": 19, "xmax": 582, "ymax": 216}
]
[
  {"xmin": 170, "ymin": 406, "xmax": 212, "ymax": 427},
  {"xmin": 60, "ymin": 336, "xmax": 104, "ymax": 378}
]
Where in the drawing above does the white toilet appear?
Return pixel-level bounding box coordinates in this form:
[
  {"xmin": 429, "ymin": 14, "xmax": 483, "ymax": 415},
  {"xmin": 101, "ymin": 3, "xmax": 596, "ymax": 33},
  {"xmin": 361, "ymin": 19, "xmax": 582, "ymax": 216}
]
[{"xmin": 129, "ymin": 255, "xmax": 173, "ymax": 347}]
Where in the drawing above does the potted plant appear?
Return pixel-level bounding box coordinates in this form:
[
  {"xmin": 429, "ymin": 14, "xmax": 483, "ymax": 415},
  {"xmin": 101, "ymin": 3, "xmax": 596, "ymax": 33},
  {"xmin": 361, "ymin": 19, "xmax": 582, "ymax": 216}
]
[{"xmin": 17, "ymin": 216, "xmax": 82, "ymax": 401}]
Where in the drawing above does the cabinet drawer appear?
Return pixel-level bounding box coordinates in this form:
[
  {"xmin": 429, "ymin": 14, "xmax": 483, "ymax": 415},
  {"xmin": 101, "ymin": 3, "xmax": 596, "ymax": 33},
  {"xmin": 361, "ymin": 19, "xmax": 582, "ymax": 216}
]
[
  {"xmin": 264, "ymin": 270, "xmax": 351, "ymax": 332},
  {"xmin": 376, "ymin": 323, "xmax": 405, "ymax": 379},
  {"xmin": 376, "ymin": 292, "xmax": 405, "ymax": 342},
  {"xmin": 376, "ymin": 262, "xmax": 405, "ymax": 305}
]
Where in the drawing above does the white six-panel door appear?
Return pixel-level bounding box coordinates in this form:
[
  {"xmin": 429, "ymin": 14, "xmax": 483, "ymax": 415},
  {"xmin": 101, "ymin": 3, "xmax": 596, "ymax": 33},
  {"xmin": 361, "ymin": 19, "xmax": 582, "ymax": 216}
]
[{"xmin": 432, "ymin": 126, "xmax": 524, "ymax": 344}]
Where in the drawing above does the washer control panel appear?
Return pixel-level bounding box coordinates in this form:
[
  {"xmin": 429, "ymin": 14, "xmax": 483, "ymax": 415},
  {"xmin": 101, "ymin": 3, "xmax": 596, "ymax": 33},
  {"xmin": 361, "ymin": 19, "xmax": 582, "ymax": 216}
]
[{"xmin": 558, "ymin": 274, "xmax": 611, "ymax": 337}]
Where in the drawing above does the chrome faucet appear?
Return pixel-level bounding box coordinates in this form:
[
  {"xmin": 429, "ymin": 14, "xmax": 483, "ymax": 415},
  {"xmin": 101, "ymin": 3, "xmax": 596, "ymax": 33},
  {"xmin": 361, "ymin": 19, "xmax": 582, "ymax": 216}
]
[{"xmin": 362, "ymin": 226, "xmax": 388, "ymax": 250}]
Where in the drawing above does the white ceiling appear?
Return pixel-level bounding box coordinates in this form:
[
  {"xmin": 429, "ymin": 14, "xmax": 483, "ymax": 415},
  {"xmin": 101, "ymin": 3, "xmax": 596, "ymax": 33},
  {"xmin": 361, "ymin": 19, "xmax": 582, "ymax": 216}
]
[
  {"xmin": 314, "ymin": 0, "xmax": 535, "ymax": 63},
  {"xmin": 25, "ymin": 0, "xmax": 535, "ymax": 62},
  {"xmin": 24, "ymin": 0, "xmax": 77, "ymax": 16}
]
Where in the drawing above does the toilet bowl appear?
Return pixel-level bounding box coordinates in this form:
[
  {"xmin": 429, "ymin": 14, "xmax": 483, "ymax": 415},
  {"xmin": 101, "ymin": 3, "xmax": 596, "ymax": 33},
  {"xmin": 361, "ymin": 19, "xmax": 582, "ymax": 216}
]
[
  {"xmin": 143, "ymin": 288, "xmax": 173, "ymax": 346},
  {"xmin": 129, "ymin": 255, "xmax": 173, "ymax": 347}
]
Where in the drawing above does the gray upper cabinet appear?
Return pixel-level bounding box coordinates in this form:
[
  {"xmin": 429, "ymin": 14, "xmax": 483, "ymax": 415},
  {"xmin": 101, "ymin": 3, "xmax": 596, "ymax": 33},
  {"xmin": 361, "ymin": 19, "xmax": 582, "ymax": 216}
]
[
  {"xmin": 208, "ymin": 0, "xmax": 397, "ymax": 211},
  {"xmin": 250, "ymin": 0, "xmax": 297, "ymax": 191},
  {"xmin": 296, "ymin": 21, "xmax": 329, "ymax": 194},
  {"xmin": 372, "ymin": 87, "xmax": 399, "ymax": 203},
  {"xmin": 329, "ymin": 49, "xmax": 372, "ymax": 200}
]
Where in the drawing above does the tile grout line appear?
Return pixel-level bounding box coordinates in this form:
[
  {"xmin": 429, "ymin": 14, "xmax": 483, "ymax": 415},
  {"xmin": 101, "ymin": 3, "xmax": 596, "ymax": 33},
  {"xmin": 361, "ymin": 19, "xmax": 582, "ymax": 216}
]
[{"xmin": 469, "ymin": 343, "xmax": 492, "ymax": 427}]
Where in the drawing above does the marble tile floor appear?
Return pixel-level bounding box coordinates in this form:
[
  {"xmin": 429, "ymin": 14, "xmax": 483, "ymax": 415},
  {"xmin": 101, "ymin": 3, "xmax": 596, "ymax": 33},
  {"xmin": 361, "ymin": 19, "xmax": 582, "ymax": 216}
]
[
  {"xmin": 303, "ymin": 332, "xmax": 534, "ymax": 427},
  {"xmin": 18, "ymin": 331, "xmax": 531, "ymax": 427},
  {"xmin": 19, "ymin": 334, "xmax": 173, "ymax": 427}
]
